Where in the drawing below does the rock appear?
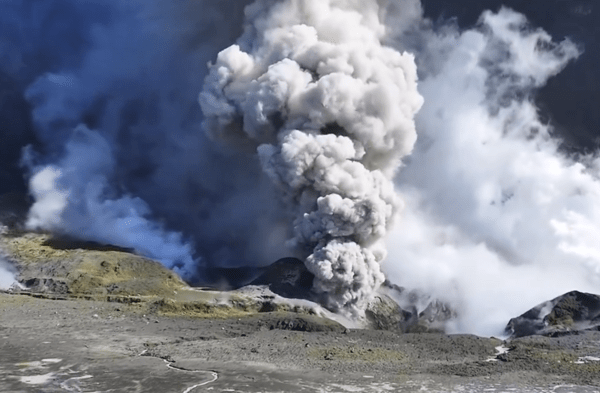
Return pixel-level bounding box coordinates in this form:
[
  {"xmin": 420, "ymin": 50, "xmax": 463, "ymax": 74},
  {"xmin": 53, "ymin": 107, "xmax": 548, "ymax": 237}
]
[
  {"xmin": 1, "ymin": 232, "xmax": 187, "ymax": 298},
  {"xmin": 373, "ymin": 281, "xmax": 457, "ymax": 333},
  {"xmin": 268, "ymin": 313, "xmax": 346, "ymax": 332},
  {"xmin": 505, "ymin": 291, "xmax": 600, "ymax": 338},
  {"xmin": 22, "ymin": 278, "xmax": 69, "ymax": 294},
  {"xmin": 249, "ymin": 257, "xmax": 314, "ymax": 300},
  {"xmin": 365, "ymin": 294, "xmax": 414, "ymax": 332},
  {"xmin": 249, "ymin": 259, "xmax": 453, "ymax": 332},
  {"xmin": 249, "ymin": 260, "xmax": 456, "ymax": 332},
  {"xmin": 547, "ymin": 291, "xmax": 600, "ymax": 326},
  {"xmin": 417, "ymin": 300, "xmax": 457, "ymax": 332}
]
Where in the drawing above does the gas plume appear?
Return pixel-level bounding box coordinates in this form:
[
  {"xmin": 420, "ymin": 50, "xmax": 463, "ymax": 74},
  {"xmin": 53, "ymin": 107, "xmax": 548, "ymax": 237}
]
[
  {"xmin": 200, "ymin": 0, "xmax": 423, "ymax": 313},
  {"xmin": 0, "ymin": 257, "xmax": 17, "ymax": 291}
]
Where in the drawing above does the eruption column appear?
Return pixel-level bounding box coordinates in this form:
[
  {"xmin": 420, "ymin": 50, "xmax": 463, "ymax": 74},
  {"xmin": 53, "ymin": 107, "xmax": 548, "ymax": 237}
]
[{"xmin": 200, "ymin": 0, "xmax": 423, "ymax": 314}]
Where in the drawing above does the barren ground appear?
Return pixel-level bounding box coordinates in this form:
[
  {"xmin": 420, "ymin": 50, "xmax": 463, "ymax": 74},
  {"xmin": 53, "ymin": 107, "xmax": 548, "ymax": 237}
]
[{"xmin": 2, "ymin": 292, "xmax": 600, "ymax": 392}]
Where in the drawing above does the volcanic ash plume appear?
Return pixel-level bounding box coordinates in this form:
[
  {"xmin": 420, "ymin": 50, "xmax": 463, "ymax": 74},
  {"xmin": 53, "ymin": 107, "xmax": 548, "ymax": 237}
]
[{"xmin": 200, "ymin": 0, "xmax": 423, "ymax": 313}]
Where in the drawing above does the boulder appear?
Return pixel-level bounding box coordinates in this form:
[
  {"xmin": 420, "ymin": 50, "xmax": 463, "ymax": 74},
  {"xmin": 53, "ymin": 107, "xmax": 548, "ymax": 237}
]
[{"xmin": 365, "ymin": 294, "xmax": 414, "ymax": 331}]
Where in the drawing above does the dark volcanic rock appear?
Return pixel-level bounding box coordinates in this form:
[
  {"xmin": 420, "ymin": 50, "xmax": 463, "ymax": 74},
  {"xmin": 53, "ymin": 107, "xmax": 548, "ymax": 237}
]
[
  {"xmin": 417, "ymin": 300, "xmax": 457, "ymax": 331},
  {"xmin": 249, "ymin": 257, "xmax": 314, "ymax": 300},
  {"xmin": 506, "ymin": 291, "xmax": 600, "ymax": 338},
  {"xmin": 248, "ymin": 260, "xmax": 455, "ymax": 332},
  {"xmin": 22, "ymin": 277, "xmax": 69, "ymax": 294},
  {"xmin": 268, "ymin": 313, "xmax": 346, "ymax": 332},
  {"xmin": 547, "ymin": 291, "xmax": 600, "ymax": 325},
  {"xmin": 250, "ymin": 260, "xmax": 453, "ymax": 332},
  {"xmin": 364, "ymin": 283, "xmax": 457, "ymax": 333}
]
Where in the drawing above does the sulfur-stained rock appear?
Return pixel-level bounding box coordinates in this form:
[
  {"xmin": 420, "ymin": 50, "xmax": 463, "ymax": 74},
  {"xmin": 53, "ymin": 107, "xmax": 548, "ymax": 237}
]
[
  {"xmin": 0, "ymin": 232, "xmax": 187, "ymax": 298},
  {"xmin": 365, "ymin": 294, "xmax": 413, "ymax": 331}
]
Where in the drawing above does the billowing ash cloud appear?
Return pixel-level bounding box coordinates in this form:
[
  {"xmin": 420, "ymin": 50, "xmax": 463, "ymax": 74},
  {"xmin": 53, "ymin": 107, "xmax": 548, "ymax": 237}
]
[{"xmin": 200, "ymin": 0, "xmax": 423, "ymax": 313}]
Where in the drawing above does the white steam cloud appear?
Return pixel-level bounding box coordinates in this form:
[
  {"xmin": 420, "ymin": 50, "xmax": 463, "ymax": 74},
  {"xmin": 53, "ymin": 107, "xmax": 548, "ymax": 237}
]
[
  {"xmin": 26, "ymin": 126, "xmax": 196, "ymax": 276},
  {"xmin": 200, "ymin": 0, "xmax": 423, "ymax": 313},
  {"xmin": 5, "ymin": 0, "xmax": 600, "ymax": 333},
  {"xmin": 386, "ymin": 8, "xmax": 600, "ymax": 335},
  {"xmin": 0, "ymin": 257, "xmax": 17, "ymax": 291},
  {"xmin": 0, "ymin": 232, "xmax": 18, "ymax": 291}
]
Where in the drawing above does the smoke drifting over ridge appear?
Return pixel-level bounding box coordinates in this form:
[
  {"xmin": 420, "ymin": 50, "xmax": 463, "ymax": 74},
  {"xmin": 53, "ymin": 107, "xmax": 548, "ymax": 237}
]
[
  {"xmin": 8, "ymin": 0, "xmax": 257, "ymax": 278},
  {"xmin": 2, "ymin": 0, "xmax": 600, "ymax": 334},
  {"xmin": 199, "ymin": 0, "xmax": 423, "ymax": 312}
]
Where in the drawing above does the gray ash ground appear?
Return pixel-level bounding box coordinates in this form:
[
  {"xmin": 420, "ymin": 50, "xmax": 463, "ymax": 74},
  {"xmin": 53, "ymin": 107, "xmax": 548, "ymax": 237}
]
[{"xmin": 2, "ymin": 292, "xmax": 600, "ymax": 392}]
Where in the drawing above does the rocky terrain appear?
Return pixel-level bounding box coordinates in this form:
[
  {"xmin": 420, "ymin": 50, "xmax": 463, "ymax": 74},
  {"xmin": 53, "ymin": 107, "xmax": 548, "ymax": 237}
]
[{"xmin": 2, "ymin": 229, "xmax": 600, "ymax": 392}]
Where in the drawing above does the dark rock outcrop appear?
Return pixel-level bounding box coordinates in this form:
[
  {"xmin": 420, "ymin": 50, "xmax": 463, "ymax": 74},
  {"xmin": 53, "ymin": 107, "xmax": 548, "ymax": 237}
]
[
  {"xmin": 249, "ymin": 257, "xmax": 314, "ymax": 300},
  {"xmin": 250, "ymin": 260, "xmax": 456, "ymax": 332},
  {"xmin": 505, "ymin": 291, "xmax": 600, "ymax": 338}
]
